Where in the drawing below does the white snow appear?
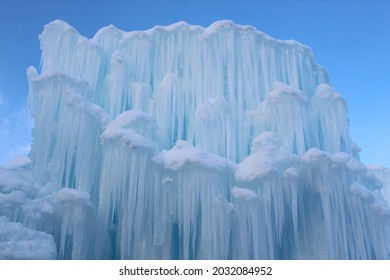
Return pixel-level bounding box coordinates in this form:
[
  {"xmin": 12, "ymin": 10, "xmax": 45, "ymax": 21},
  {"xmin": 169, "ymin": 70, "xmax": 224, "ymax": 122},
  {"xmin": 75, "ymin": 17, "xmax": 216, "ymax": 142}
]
[
  {"xmin": 235, "ymin": 132, "xmax": 295, "ymax": 181},
  {"xmin": 0, "ymin": 217, "xmax": 57, "ymax": 260},
  {"xmin": 157, "ymin": 140, "xmax": 235, "ymax": 171},
  {"xmin": 231, "ymin": 187, "xmax": 259, "ymax": 201}
]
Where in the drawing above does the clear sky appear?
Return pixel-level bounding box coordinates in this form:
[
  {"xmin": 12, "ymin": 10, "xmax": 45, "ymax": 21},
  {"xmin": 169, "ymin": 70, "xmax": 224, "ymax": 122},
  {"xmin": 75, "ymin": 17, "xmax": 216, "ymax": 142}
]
[{"xmin": 0, "ymin": 0, "xmax": 389, "ymax": 167}]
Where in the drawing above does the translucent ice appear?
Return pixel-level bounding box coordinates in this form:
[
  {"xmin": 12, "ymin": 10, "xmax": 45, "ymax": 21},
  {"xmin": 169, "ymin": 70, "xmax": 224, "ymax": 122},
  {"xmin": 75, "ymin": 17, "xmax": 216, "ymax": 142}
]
[{"xmin": 1, "ymin": 20, "xmax": 389, "ymax": 259}]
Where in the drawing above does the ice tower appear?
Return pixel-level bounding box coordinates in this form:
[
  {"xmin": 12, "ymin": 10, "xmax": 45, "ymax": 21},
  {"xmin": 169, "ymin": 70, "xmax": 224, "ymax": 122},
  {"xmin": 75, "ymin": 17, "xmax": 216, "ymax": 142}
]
[{"xmin": 1, "ymin": 20, "xmax": 389, "ymax": 259}]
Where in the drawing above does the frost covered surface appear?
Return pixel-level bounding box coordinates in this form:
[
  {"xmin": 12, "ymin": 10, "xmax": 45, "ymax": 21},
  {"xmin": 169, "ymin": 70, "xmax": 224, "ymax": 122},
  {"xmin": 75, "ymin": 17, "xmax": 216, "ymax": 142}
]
[
  {"xmin": 1, "ymin": 20, "xmax": 390, "ymax": 259},
  {"xmin": 0, "ymin": 217, "xmax": 56, "ymax": 260}
]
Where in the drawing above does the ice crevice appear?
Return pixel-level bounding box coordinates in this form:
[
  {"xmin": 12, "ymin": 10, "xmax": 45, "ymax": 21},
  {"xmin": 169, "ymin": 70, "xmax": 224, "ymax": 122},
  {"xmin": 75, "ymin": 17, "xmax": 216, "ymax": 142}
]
[{"xmin": 1, "ymin": 20, "xmax": 390, "ymax": 259}]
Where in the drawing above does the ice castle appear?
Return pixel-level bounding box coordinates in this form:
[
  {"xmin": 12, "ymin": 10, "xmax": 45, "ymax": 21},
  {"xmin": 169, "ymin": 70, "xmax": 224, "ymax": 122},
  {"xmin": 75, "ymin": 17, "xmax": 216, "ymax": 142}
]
[{"xmin": 1, "ymin": 20, "xmax": 390, "ymax": 259}]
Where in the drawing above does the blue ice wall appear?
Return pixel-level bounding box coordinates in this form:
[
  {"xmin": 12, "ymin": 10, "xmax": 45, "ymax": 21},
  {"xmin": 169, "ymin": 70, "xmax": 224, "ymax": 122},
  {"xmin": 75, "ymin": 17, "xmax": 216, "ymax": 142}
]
[{"xmin": 1, "ymin": 20, "xmax": 389, "ymax": 260}]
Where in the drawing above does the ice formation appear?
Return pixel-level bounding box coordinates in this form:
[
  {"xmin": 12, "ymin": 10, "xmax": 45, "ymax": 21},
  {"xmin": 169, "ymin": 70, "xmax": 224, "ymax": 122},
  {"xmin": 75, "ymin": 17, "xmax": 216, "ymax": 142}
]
[{"xmin": 1, "ymin": 20, "xmax": 389, "ymax": 259}]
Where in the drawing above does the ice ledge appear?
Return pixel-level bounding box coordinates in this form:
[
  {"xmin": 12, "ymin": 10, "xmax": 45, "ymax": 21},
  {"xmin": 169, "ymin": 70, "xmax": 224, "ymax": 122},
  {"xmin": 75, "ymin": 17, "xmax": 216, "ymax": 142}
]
[{"xmin": 155, "ymin": 140, "xmax": 236, "ymax": 172}]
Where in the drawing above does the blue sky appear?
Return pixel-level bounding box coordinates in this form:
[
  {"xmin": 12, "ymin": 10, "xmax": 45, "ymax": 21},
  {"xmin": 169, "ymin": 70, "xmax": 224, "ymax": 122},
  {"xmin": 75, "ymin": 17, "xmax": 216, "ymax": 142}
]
[{"xmin": 0, "ymin": 0, "xmax": 389, "ymax": 167}]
